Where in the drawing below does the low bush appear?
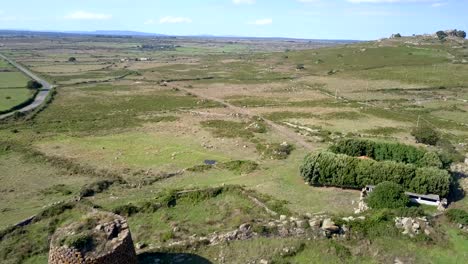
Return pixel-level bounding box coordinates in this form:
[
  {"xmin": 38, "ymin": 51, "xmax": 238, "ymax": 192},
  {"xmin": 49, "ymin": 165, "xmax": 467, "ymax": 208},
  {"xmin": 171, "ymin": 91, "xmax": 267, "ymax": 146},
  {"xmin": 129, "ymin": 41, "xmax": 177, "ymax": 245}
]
[
  {"xmin": 186, "ymin": 164, "xmax": 212, "ymax": 172},
  {"xmin": 61, "ymin": 233, "xmax": 94, "ymax": 251},
  {"xmin": 300, "ymin": 151, "xmax": 451, "ymax": 196},
  {"xmin": 218, "ymin": 160, "xmax": 258, "ymax": 174},
  {"xmin": 112, "ymin": 204, "xmax": 141, "ymax": 217},
  {"xmin": 187, "ymin": 160, "xmax": 258, "ymax": 174},
  {"xmin": 446, "ymin": 209, "xmax": 468, "ymax": 225},
  {"xmin": 79, "ymin": 180, "xmax": 117, "ymax": 197},
  {"xmin": 367, "ymin": 182, "xmax": 409, "ymax": 209},
  {"xmin": 411, "ymin": 126, "xmax": 440, "ymax": 146},
  {"xmin": 344, "ymin": 209, "xmax": 399, "ymax": 239}
]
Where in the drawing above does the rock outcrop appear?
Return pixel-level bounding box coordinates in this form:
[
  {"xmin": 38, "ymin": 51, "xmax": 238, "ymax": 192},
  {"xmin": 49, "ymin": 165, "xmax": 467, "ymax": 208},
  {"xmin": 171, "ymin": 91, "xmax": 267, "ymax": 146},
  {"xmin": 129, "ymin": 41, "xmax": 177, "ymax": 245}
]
[{"xmin": 394, "ymin": 216, "xmax": 434, "ymax": 237}]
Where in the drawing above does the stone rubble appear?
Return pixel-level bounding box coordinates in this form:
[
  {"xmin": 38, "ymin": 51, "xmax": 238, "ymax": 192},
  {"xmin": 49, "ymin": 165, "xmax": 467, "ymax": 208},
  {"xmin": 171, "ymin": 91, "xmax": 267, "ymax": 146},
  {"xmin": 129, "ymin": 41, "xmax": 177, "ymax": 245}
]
[{"xmin": 394, "ymin": 216, "xmax": 433, "ymax": 237}]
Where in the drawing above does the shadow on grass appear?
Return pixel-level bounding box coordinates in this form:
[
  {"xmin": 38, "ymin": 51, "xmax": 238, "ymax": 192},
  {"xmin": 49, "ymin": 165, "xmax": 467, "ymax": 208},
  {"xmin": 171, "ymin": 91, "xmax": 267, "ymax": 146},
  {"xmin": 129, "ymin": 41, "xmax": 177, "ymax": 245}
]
[
  {"xmin": 449, "ymin": 170, "xmax": 466, "ymax": 204},
  {"xmin": 138, "ymin": 252, "xmax": 213, "ymax": 264}
]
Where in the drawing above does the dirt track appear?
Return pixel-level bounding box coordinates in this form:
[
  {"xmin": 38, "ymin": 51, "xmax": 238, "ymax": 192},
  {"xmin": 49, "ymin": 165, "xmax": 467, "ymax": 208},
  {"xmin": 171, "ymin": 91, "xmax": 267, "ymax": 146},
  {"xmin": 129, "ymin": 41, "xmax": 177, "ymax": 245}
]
[{"xmin": 177, "ymin": 85, "xmax": 315, "ymax": 151}]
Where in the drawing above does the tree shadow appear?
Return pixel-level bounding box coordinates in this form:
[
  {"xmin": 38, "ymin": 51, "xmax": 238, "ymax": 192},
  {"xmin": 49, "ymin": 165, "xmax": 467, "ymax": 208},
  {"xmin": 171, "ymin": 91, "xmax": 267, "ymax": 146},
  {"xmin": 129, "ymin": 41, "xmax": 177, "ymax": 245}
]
[
  {"xmin": 138, "ymin": 252, "xmax": 213, "ymax": 264},
  {"xmin": 449, "ymin": 170, "xmax": 466, "ymax": 203}
]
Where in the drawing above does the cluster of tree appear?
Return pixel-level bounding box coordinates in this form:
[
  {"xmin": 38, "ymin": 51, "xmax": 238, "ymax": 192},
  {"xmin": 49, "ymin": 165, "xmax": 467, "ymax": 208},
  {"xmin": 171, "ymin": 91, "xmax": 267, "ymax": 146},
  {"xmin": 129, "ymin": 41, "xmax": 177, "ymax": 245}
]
[
  {"xmin": 436, "ymin": 30, "xmax": 466, "ymax": 40},
  {"xmin": 300, "ymin": 151, "xmax": 451, "ymax": 197},
  {"xmin": 26, "ymin": 80, "xmax": 42, "ymax": 90},
  {"xmin": 329, "ymin": 138, "xmax": 443, "ymax": 168}
]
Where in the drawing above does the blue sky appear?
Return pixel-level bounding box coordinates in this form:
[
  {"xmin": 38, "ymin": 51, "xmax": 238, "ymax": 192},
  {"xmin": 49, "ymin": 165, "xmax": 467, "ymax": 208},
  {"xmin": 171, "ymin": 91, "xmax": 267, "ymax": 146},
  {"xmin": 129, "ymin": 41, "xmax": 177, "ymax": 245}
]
[{"xmin": 0, "ymin": 0, "xmax": 467, "ymax": 40}]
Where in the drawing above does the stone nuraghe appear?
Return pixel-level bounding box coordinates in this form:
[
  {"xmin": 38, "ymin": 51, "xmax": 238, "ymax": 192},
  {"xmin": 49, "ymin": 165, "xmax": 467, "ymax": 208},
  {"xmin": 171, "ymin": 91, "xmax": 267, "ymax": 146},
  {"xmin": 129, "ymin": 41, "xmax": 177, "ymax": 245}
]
[{"xmin": 48, "ymin": 212, "xmax": 137, "ymax": 264}]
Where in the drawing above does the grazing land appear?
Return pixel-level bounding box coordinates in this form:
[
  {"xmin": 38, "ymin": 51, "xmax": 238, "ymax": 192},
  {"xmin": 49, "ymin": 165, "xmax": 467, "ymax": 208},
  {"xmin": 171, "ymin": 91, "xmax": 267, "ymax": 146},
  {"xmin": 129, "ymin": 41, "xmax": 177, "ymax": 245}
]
[
  {"xmin": 0, "ymin": 33, "xmax": 467, "ymax": 263},
  {"xmin": 0, "ymin": 57, "xmax": 32, "ymax": 112}
]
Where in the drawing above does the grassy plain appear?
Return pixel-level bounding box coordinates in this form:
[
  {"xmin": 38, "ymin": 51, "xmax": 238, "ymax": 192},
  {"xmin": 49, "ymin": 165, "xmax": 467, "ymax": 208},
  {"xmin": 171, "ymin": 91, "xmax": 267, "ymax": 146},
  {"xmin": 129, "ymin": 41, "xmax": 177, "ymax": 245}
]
[
  {"xmin": 0, "ymin": 58, "xmax": 32, "ymax": 111},
  {"xmin": 0, "ymin": 34, "xmax": 467, "ymax": 263}
]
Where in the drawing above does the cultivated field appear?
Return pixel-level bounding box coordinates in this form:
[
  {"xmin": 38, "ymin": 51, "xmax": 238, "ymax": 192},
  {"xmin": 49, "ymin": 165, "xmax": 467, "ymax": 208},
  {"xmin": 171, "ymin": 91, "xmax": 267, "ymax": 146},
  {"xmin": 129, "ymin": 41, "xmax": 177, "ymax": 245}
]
[{"xmin": 0, "ymin": 34, "xmax": 467, "ymax": 263}]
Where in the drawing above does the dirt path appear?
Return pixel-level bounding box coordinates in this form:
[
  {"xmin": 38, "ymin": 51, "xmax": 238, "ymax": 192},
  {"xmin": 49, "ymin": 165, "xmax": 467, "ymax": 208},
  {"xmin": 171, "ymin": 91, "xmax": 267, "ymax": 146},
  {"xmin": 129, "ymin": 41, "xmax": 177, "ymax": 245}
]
[{"xmin": 177, "ymin": 85, "xmax": 315, "ymax": 151}]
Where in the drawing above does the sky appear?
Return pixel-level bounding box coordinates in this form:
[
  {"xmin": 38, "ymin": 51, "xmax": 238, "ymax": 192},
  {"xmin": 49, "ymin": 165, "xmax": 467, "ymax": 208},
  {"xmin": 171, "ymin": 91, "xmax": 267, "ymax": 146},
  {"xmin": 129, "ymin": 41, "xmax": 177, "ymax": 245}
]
[{"xmin": 0, "ymin": 0, "xmax": 467, "ymax": 40}]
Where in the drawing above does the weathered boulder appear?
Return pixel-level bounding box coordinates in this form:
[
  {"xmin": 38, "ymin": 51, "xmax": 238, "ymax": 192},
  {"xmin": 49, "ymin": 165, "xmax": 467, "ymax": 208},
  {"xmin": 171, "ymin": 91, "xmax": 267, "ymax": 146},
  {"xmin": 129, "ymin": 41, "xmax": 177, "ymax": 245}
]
[{"xmin": 322, "ymin": 218, "xmax": 340, "ymax": 232}]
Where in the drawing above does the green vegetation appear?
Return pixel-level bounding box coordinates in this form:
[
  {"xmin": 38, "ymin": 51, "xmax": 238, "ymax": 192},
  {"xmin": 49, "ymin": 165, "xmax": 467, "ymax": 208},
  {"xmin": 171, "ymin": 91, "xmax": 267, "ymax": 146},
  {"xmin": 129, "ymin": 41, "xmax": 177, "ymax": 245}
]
[
  {"xmin": 218, "ymin": 160, "xmax": 259, "ymax": 174},
  {"xmin": 411, "ymin": 126, "xmax": 440, "ymax": 146},
  {"xmin": 0, "ymin": 33, "xmax": 467, "ymax": 264},
  {"xmin": 446, "ymin": 209, "xmax": 468, "ymax": 225},
  {"xmin": 330, "ymin": 138, "xmax": 440, "ymax": 167},
  {"xmin": 367, "ymin": 182, "xmax": 409, "ymax": 209},
  {"xmin": 201, "ymin": 120, "xmax": 256, "ymax": 139},
  {"xmin": 300, "ymin": 151, "xmax": 451, "ymax": 196},
  {"xmin": 26, "ymin": 80, "xmax": 43, "ymax": 90}
]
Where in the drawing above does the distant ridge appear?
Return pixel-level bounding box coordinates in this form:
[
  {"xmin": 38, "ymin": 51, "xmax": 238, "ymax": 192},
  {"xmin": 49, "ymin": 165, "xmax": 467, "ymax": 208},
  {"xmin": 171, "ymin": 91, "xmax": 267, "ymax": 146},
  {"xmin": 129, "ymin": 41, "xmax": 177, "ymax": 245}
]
[
  {"xmin": 0, "ymin": 29, "xmax": 360, "ymax": 42},
  {"xmin": 66, "ymin": 30, "xmax": 167, "ymax": 36}
]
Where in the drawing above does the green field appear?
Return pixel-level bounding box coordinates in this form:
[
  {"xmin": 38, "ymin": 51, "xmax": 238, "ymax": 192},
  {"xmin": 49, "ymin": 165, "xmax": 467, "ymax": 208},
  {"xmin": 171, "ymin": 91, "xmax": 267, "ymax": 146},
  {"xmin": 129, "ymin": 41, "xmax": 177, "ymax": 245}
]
[{"xmin": 0, "ymin": 58, "xmax": 32, "ymax": 112}]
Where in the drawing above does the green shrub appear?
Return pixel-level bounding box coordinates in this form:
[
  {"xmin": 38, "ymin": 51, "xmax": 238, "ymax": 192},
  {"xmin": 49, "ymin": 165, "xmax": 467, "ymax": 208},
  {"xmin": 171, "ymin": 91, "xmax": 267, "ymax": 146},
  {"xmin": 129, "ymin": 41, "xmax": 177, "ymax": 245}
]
[
  {"xmin": 300, "ymin": 151, "xmax": 451, "ymax": 196},
  {"xmin": 436, "ymin": 31, "xmax": 448, "ymax": 40},
  {"xmin": 79, "ymin": 180, "xmax": 115, "ymax": 197},
  {"xmin": 367, "ymin": 182, "xmax": 409, "ymax": 209},
  {"xmin": 437, "ymin": 138, "xmax": 465, "ymax": 168},
  {"xmin": 186, "ymin": 164, "xmax": 212, "ymax": 172},
  {"xmin": 418, "ymin": 152, "xmax": 443, "ymax": 168},
  {"xmin": 330, "ymin": 138, "xmax": 435, "ymax": 166},
  {"xmin": 411, "ymin": 126, "xmax": 440, "ymax": 146},
  {"xmin": 446, "ymin": 209, "xmax": 468, "ymax": 225},
  {"xmin": 112, "ymin": 204, "xmax": 141, "ymax": 217},
  {"xmin": 26, "ymin": 80, "xmax": 43, "ymax": 90},
  {"xmin": 218, "ymin": 160, "xmax": 258, "ymax": 174},
  {"xmin": 393, "ymin": 207, "xmax": 425, "ymax": 217},
  {"xmin": 409, "ymin": 167, "xmax": 451, "ymax": 197},
  {"xmin": 61, "ymin": 234, "xmax": 94, "ymax": 251},
  {"xmin": 345, "ymin": 209, "xmax": 399, "ymax": 239}
]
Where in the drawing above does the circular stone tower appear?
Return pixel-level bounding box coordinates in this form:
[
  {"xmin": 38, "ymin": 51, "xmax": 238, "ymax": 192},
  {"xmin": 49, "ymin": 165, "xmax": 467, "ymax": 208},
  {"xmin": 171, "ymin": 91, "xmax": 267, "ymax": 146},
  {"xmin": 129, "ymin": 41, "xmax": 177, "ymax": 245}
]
[{"xmin": 48, "ymin": 212, "xmax": 137, "ymax": 264}]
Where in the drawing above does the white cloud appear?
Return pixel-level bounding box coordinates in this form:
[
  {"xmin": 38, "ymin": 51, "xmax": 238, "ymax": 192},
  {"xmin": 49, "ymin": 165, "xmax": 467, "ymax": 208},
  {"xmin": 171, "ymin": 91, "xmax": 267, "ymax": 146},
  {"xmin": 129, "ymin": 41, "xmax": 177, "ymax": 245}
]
[
  {"xmin": 249, "ymin": 18, "xmax": 273, "ymax": 25},
  {"xmin": 65, "ymin": 11, "xmax": 112, "ymax": 20},
  {"xmin": 233, "ymin": 0, "xmax": 256, "ymax": 5},
  {"xmin": 159, "ymin": 16, "xmax": 192, "ymax": 24},
  {"xmin": 297, "ymin": 0, "xmax": 321, "ymax": 3}
]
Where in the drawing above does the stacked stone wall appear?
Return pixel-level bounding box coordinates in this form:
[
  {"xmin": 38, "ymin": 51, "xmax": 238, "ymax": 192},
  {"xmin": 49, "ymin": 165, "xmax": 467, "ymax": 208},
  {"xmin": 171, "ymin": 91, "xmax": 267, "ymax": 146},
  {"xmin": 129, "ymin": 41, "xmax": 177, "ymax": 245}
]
[{"xmin": 48, "ymin": 213, "xmax": 137, "ymax": 264}]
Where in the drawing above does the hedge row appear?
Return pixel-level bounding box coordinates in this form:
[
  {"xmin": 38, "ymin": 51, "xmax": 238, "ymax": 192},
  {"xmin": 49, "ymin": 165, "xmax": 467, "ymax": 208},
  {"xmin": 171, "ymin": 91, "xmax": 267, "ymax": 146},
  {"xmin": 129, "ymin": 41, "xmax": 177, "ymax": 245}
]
[
  {"xmin": 300, "ymin": 151, "xmax": 451, "ymax": 197},
  {"xmin": 329, "ymin": 138, "xmax": 443, "ymax": 168}
]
